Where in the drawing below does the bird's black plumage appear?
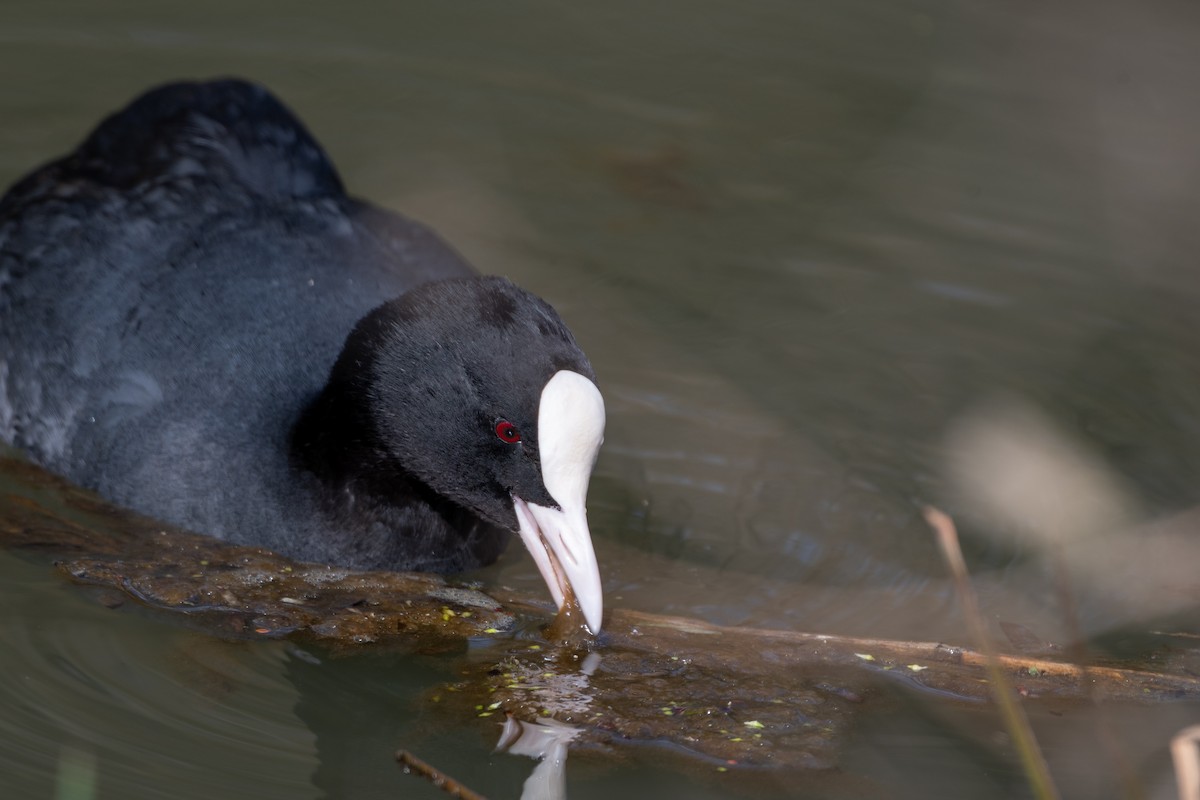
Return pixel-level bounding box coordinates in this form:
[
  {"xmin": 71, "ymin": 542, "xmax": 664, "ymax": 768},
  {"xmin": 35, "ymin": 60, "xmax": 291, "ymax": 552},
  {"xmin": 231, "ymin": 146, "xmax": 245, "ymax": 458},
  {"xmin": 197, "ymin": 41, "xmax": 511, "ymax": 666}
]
[{"xmin": 0, "ymin": 79, "xmax": 596, "ymax": 574}]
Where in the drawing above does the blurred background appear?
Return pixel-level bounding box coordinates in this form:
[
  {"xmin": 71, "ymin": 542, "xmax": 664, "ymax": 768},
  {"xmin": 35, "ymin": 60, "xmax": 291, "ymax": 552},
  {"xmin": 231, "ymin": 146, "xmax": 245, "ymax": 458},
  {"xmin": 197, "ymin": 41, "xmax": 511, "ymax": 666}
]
[{"xmin": 2, "ymin": 1, "xmax": 1200, "ymax": 797}]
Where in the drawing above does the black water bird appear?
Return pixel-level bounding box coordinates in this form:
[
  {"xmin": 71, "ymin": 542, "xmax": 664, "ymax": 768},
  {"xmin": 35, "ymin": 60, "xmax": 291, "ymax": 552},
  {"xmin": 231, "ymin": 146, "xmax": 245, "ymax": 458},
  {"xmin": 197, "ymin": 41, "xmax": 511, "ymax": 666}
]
[{"xmin": 0, "ymin": 79, "xmax": 605, "ymax": 632}]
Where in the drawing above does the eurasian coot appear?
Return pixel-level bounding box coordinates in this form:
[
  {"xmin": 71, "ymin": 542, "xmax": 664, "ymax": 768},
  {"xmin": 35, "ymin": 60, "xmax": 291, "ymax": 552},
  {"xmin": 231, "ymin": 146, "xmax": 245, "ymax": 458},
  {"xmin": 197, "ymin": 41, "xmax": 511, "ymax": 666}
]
[{"xmin": 0, "ymin": 79, "xmax": 605, "ymax": 632}]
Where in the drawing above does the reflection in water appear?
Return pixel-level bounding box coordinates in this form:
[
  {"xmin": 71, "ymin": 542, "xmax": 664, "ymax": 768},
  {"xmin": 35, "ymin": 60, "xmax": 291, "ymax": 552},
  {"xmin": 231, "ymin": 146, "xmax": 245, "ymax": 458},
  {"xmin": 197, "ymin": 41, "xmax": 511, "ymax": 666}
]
[
  {"xmin": 493, "ymin": 652, "xmax": 596, "ymax": 799},
  {"xmin": 55, "ymin": 746, "xmax": 98, "ymax": 800},
  {"xmin": 496, "ymin": 716, "xmax": 581, "ymax": 800}
]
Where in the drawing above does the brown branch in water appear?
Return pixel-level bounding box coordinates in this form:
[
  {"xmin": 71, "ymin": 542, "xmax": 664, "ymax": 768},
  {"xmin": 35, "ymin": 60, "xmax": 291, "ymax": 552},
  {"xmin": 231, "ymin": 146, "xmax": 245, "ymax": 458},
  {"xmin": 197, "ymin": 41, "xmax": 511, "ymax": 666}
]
[
  {"xmin": 395, "ymin": 749, "xmax": 490, "ymax": 800},
  {"xmin": 595, "ymin": 608, "xmax": 1200, "ymax": 702},
  {"xmin": 925, "ymin": 506, "xmax": 1060, "ymax": 800}
]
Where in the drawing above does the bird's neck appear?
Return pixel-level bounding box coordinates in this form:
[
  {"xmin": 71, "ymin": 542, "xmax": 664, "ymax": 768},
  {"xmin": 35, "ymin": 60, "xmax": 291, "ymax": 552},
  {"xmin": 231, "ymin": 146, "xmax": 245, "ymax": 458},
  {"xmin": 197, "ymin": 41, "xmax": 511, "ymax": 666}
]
[
  {"xmin": 289, "ymin": 381, "xmax": 509, "ymax": 571},
  {"xmin": 290, "ymin": 380, "xmax": 427, "ymax": 514}
]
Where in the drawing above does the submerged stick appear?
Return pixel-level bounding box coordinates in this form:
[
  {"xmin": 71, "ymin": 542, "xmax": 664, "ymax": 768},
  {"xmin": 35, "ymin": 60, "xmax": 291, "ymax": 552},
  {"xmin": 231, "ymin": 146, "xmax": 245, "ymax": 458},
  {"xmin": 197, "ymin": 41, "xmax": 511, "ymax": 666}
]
[
  {"xmin": 925, "ymin": 506, "xmax": 1061, "ymax": 800},
  {"xmin": 395, "ymin": 750, "xmax": 490, "ymax": 800}
]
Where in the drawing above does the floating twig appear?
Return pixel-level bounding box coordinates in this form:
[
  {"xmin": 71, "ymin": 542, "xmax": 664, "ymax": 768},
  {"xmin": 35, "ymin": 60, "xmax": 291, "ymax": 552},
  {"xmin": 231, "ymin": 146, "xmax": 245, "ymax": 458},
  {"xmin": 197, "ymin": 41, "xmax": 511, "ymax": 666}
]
[{"xmin": 395, "ymin": 749, "xmax": 489, "ymax": 800}]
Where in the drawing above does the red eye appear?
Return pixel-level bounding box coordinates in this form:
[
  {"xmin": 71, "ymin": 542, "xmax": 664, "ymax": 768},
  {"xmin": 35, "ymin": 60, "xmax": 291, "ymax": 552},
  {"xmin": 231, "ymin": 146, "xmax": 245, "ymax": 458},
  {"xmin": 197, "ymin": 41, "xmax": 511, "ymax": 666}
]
[{"xmin": 495, "ymin": 420, "xmax": 521, "ymax": 444}]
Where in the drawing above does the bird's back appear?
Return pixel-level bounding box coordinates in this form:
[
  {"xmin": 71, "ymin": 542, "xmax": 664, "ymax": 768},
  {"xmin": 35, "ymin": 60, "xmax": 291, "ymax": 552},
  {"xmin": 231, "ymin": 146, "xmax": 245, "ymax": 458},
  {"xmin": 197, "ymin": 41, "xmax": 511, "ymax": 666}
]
[{"xmin": 0, "ymin": 79, "xmax": 475, "ymax": 557}]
